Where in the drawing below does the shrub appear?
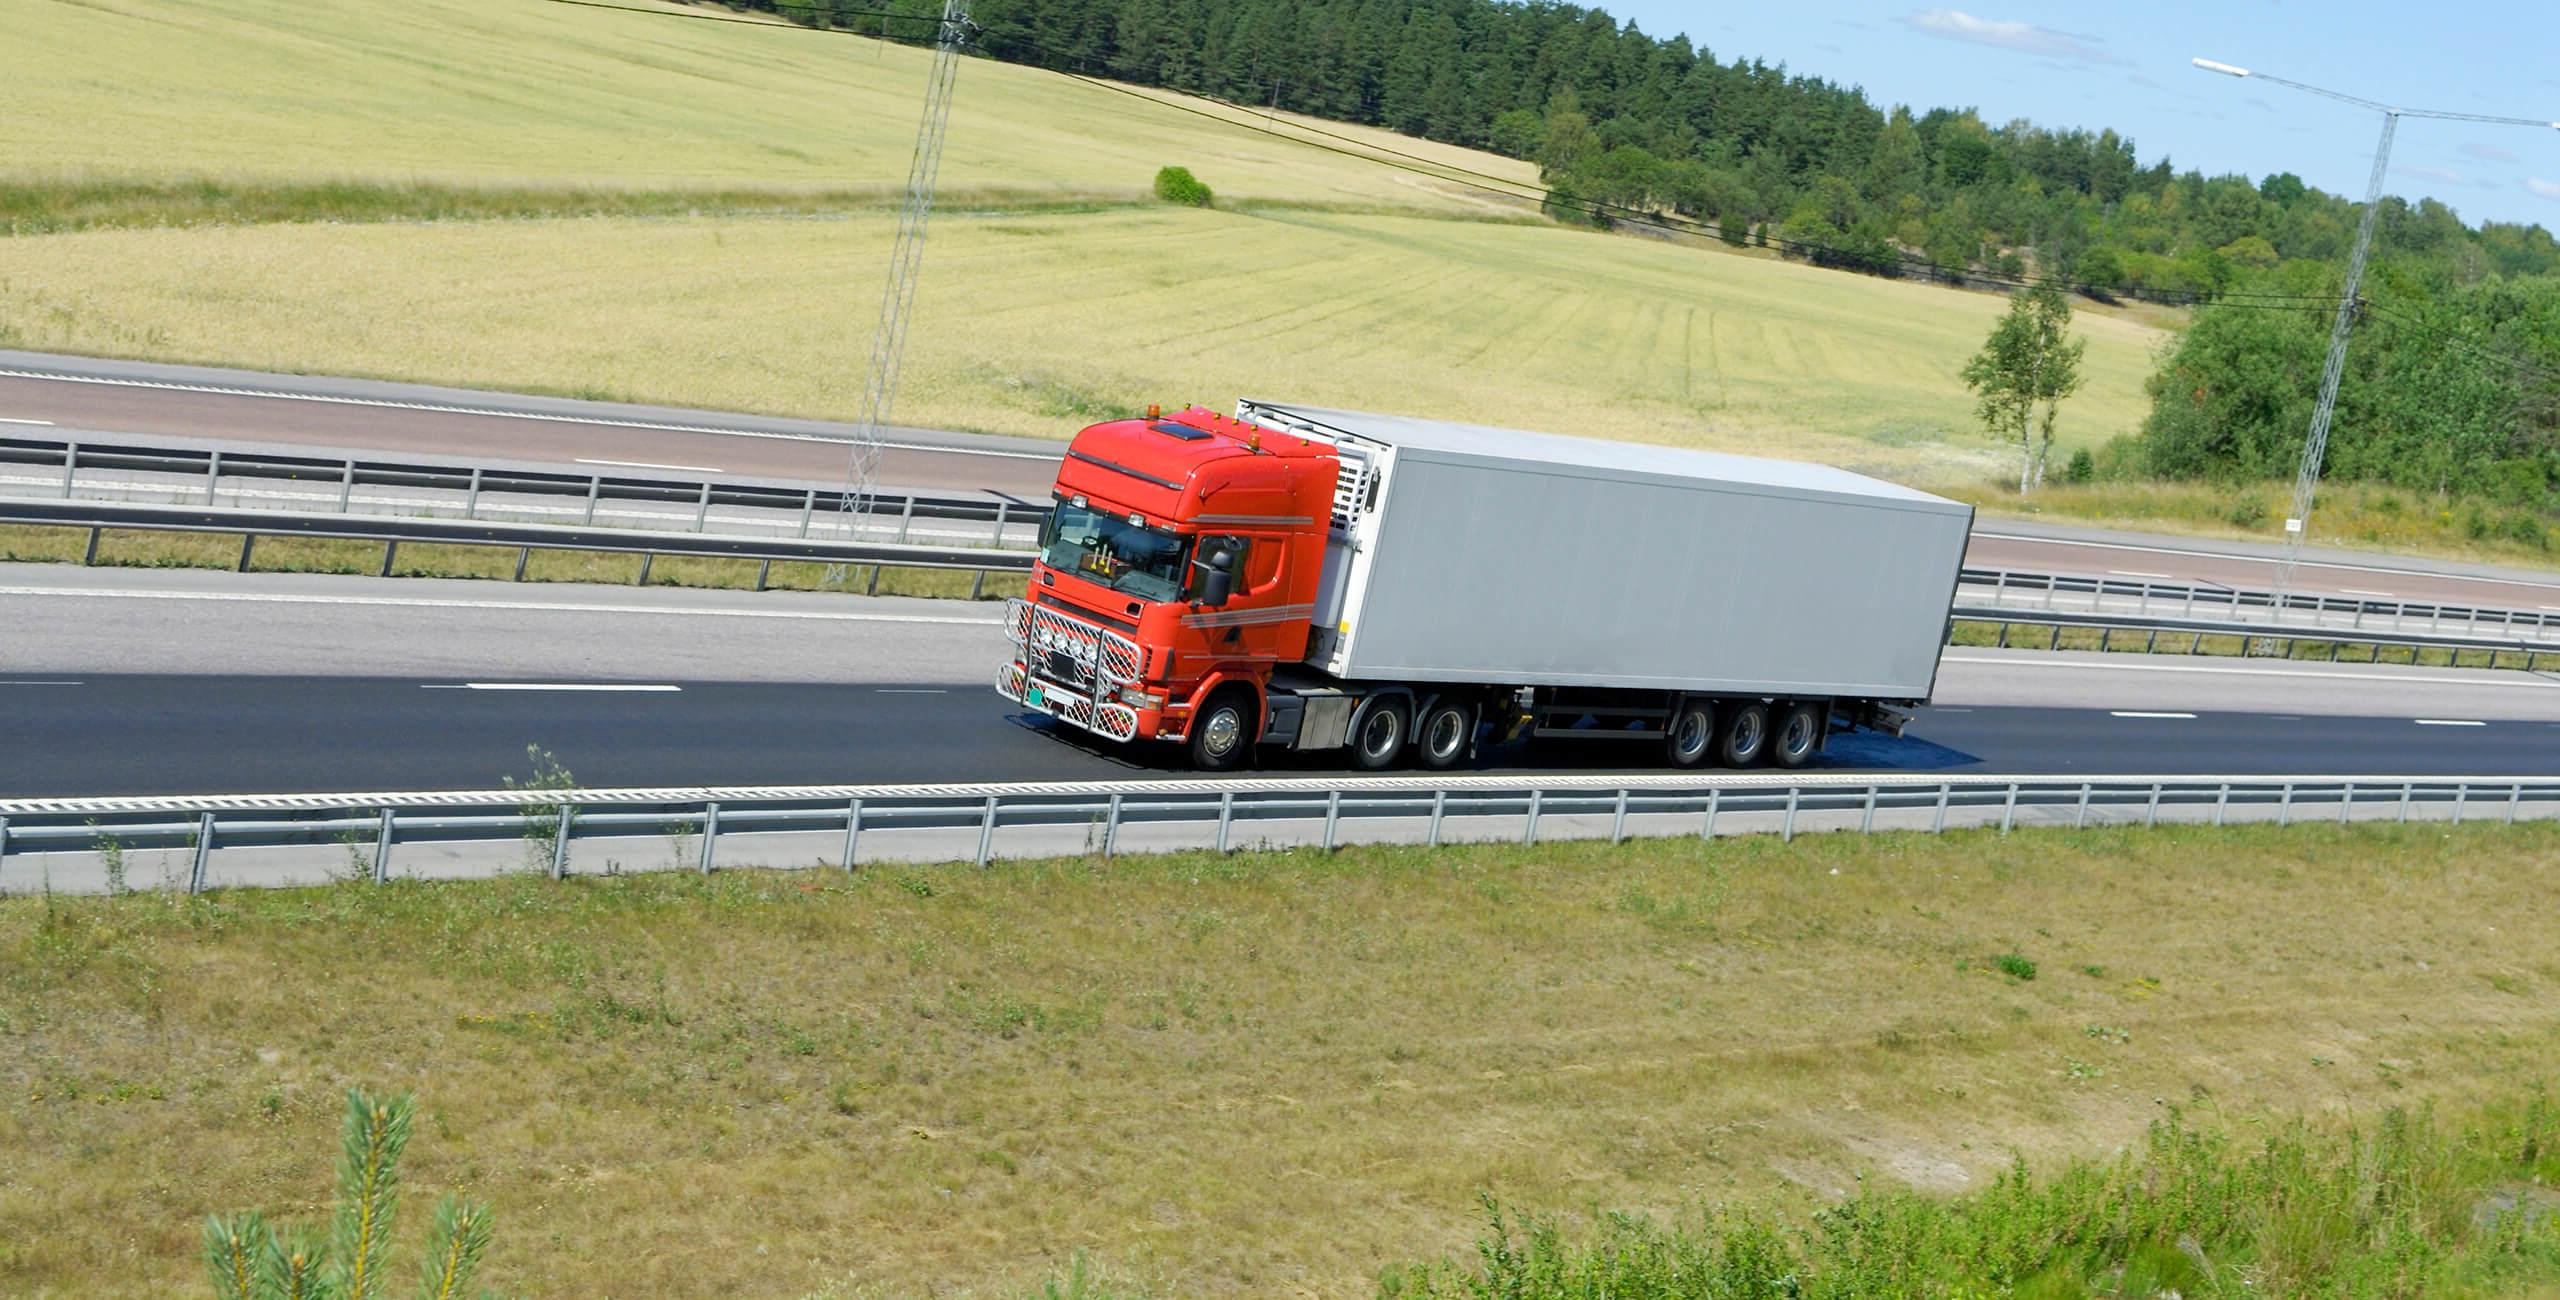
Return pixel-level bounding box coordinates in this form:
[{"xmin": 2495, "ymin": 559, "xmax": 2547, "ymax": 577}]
[
  {"xmin": 2226, "ymin": 496, "xmax": 2269, "ymax": 529},
  {"xmin": 1993, "ymin": 952, "xmax": 2037, "ymax": 981},
  {"xmin": 1151, "ymin": 166, "xmax": 1212, "ymax": 207},
  {"xmin": 2063, "ymin": 448, "xmax": 2095, "ymax": 484}
]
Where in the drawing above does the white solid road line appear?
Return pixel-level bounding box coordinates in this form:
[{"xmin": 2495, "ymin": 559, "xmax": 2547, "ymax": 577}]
[
  {"xmin": 1971, "ymin": 529, "xmax": 2560, "ymax": 593},
  {"xmin": 0, "ymin": 585, "xmax": 1005, "ymax": 626},
  {"xmin": 0, "ymin": 416, "xmax": 55, "ymax": 425},
  {"xmin": 0, "ymin": 367, "xmax": 1058, "ymax": 460},
  {"xmin": 2341, "ymin": 587, "xmax": 2396, "ymax": 597},
  {"xmin": 1940, "ymin": 651, "xmax": 2558, "ymax": 689},
  {"xmin": 2108, "ymin": 569, "xmax": 2174, "ymax": 579},
  {"xmin": 0, "ymin": 679, "xmax": 83, "ymax": 685},
  {"xmin": 422, "ymin": 682, "xmax": 681, "ymax": 692},
  {"xmin": 576, "ymin": 457, "xmax": 724, "ymax": 474},
  {"xmin": 2414, "ymin": 718, "xmax": 2487, "ymax": 727},
  {"xmin": 875, "ymin": 687, "xmax": 951, "ymax": 694},
  {"xmin": 2110, "ymin": 710, "xmax": 2196, "ymax": 719}
]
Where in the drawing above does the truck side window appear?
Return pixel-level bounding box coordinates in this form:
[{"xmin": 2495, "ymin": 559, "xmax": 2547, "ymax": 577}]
[
  {"xmin": 1190, "ymin": 536, "xmax": 1248, "ymax": 599},
  {"xmin": 1242, "ymin": 535, "xmax": 1284, "ymax": 595}
]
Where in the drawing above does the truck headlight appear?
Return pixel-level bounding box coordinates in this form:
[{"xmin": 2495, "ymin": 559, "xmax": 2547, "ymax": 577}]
[{"xmin": 1118, "ymin": 686, "xmax": 1168, "ymax": 709}]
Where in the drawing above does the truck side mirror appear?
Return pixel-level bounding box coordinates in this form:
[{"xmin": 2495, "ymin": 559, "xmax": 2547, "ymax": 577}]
[{"xmin": 1198, "ymin": 548, "xmax": 1235, "ymax": 608}]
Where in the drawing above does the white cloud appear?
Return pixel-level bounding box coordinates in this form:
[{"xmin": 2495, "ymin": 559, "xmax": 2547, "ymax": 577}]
[
  {"xmin": 2528, "ymin": 178, "xmax": 2560, "ymax": 201},
  {"xmin": 2394, "ymin": 165, "xmax": 2464, "ymax": 185},
  {"xmin": 1901, "ymin": 10, "xmax": 2122, "ymax": 64},
  {"xmin": 2460, "ymin": 142, "xmax": 2521, "ymax": 164}
]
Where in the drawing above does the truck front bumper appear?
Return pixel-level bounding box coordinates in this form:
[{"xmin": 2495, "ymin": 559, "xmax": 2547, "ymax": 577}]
[{"xmin": 998, "ymin": 598, "xmax": 1151, "ymax": 743}]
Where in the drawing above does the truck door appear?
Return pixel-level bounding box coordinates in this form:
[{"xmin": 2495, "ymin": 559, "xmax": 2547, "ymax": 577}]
[{"xmin": 1187, "ymin": 534, "xmax": 1297, "ymax": 666}]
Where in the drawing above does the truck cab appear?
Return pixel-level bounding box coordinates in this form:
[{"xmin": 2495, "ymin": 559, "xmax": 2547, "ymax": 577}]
[{"xmin": 996, "ymin": 406, "xmax": 1337, "ymax": 766}]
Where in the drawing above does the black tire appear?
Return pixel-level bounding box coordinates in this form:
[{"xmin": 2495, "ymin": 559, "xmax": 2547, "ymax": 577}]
[
  {"xmin": 1186, "ymin": 688, "xmax": 1257, "ymax": 772},
  {"xmin": 1717, "ymin": 700, "xmax": 1770, "ymax": 768},
  {"xmin": 1663, "ymin": 698, "xmax": 1717, "ymax": 769},
  {"xmin": 1416, "ymin": 698, "xmax": 1474, "ymax": 771},
  {"xmin": 1770, "ymin": 700, "xmax": 1823, "ymax": 770},
  {"xmin": 1349, "ymin": 697, "xmax": 1411, "ymax": 771}
]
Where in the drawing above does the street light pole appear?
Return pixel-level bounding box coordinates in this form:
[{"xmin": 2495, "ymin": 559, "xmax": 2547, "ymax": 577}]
[{"xmin": 2189, "ymin": 59, "xmax": 2559, "ymax": 627}]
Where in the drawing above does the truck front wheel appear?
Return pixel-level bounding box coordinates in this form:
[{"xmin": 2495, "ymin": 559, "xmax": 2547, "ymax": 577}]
[
  {"xmin": 1187, "ymin": 689, "xmax": 1258, "ymax": 772},
  {"xmin": 1349, "ymin": 697, "xmax": 1410, "ymax": 771},
  {"xmin": 1717, "ymin": 701, "xmax": 1769, "ymax": 767}
]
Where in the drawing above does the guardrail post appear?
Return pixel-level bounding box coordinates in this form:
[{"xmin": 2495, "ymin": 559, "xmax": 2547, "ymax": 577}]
[
  {"xmin": 973, "ymin": 795, "xmax": 997, "ymax": 865},
  {"xmin": 204, "ymin": 450, "xmax": 223, "ymax": 504},
  {"xmin": 189, "ymin": 812, "xmax": 214, "ymax": 894},
  {"xmin": 867, "ymin": 562, "xmax": 884, "ymax": 596},
  {"xmin": 635, "ymin": 553, "xmax": 654, "ymax": 586},
  {"xmin": 583, "ymin": 476, "xmax": 603, "ymax": 524},
  {"xmin": 797, "ymin": 488, "xmax": 818, "ymax": 538},
  {"xmin": 1860, "ymin": 786, "xmax": 1877, "ymax": 833},
  {"xmin": 2145, "ymin": 783, "xmax": 2162, "ymax": 827},
  {"xmin": 1932, "ymin": 784, "xmax": 1949, "ymax": 833},
  {"xmin": 894, "ymin": 496, "xmax": 916, "ymax": 543},
  {"xmin": 338, "ymin": 460, "xmax": 357, "ymax": 511},
  {"xmin": 1215, "ymin": 791, "xmax": 1235, "ymax": 853},
  {"xmin": 1998, "ymin": 784, "xmax": 2018, "ymax": 834},
  {"xmin": 513, "ymin": 547, "xmax": 531, "ymax": 582},
  {"xmin": 235, "ymin": 534, "xmax": 256, "ymax": 572},
  {"xmin": 2509, "ymin": 783, "xmax": 2524, "ymax": 824},
  {"xmin": 550, "ymin": 805, "xmax": 574, "ymax": 879},
  {"xmin": 2212, "ymin": 784, "xmax": 2230, "ymax": 827},
  {"xmin": 1782, "ymin": 788, "xmax": 1800, "ymax": 841},
  {"xmin": 2339, "ymin": 781, "xmax": 2355, "ymax": 825},
  {"xmin": 0, "ymin": 816, "xmax": 9, "ymax": 883},
  {"xmin": 2074, "ymin": 782, "xmax": 2091, "ymax": 830},
  {"xmin": 2399, "ymin": 783, "xmax": 2414, "ymax": 823},
  {"xmin": 463, "ymin": 467, "xmax": 483, "ymax": 518},
  {"xmin": 1102, "ymin": 794, "xmax": 1121, "ymax": 857},
  {"xmin": 373, "ymin": 808, "xmax": 393, "ymax": 884},
  {"xmin": 1323, "ymin": 791, "xmax": 1341, "ymax": 851},
  {"xmin": 2278, "ymin": 782, "xmax": 2294, "ymax": 827},
  {"xmin": 693, "ymin": 481, "xmax": 713, "ymax": 532},
  {"xmin": 754, "ymin": 559, "xmax": 771, "ymax": 592},
  {"xmin": 82, "ymin": 527, "xmax": 100, "ymax": 565},
  {"xmin": 840, "ymin": 798, "xmax": 863, "ymax": 869},
  {"xmin": 2451, "ymin": 783, "xmax": 2468, "ymax": 826},
  {"xmin": 1524, "ymin": 789, "xmax": 1543, "ymax": 844},
  {"xmin": 1428, "ymin": 790, "xmax": 1447, "ymax": 847},
  {"xmin": 60, "ymin": 442, "xmax": 77, "ymax": 496},
  {"xmin": 1610, "ymin": 789, "xmax": 1629, "ymax": 843},
  {"xmin": 700, "ymin": 803, "xmax": 720, "ymax": 873}
]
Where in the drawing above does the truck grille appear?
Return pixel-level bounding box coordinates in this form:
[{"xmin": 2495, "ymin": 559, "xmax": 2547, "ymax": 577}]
[{"xmin": 1007, "ymin": 598, "xmax": 1143, "ymax": 690}]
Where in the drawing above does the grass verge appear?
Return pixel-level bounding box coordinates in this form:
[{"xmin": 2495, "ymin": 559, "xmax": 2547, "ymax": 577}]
[
  {"xmin": 6, "ymin": 822, "xmax": 2559, "ymax": 1296},
  {"xmin": 1958, "ymin": 479, "xmax": 2560, "ymax": 573},
  {"xmin": 0, "ymin": 524, "xmax": 1006, "ymax": 600}
]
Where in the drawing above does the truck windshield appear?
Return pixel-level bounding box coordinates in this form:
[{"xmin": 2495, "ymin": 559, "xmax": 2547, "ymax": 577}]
[{"xmin": 1040, "ymin": 500, "xmax": 1189, "ymax": 602}]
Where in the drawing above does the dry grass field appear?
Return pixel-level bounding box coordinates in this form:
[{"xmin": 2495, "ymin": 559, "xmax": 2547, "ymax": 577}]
[
  {"xmin": 0, "ymin": 206, "xmax": 2160, "ymax": 479},
  {"xmin": 6, "ymin": 822, "xmax": 2558, "ymax": 1296}
]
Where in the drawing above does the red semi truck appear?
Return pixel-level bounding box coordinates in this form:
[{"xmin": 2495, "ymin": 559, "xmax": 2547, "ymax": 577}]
[{"xmin": 997, "ymin": 400, "xmax": 1973, "ymax": 771}]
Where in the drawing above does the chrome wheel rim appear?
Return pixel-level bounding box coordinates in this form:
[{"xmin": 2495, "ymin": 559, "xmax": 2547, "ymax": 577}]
[
  {"xmin": 1781, "ymin": 713, "xmax": 1814, "ymax": 759},
  {"xmin": 1733, "ymin": 712, "xmax": 1764, "ymax": 756},
  {"xmin": 1362, "ymin": 710, "xmax": 1401, "ymax": 759},
  {"xmin": 1426, "ymin": 709, "xmax": 1464, "ymax": 759},
  {"xmin": 1674, "ymin": 710, "xmax": 1708, "ymax": 758},
  {"xmin": 1201, "ymin": 707, "xmax": 1243, "ymax": 758}
]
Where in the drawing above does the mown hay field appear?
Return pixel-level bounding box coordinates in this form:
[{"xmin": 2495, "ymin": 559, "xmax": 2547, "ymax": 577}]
[
  {"xmin": 0, "ymin": 205, "xmax": 2161, "ymax": 478},
  {"xmin": 6, "ymin": 823, "xmax": 2557, "ymax": 1296},
  {"xmin": 0, "ymin": 0, "xmax": 1534, "ymax": 212}
]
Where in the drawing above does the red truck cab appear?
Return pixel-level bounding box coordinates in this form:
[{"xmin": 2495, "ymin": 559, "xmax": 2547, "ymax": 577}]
[{"xmin": 997, "ymin": 406, "xmax": 1338, "ymax": 766}]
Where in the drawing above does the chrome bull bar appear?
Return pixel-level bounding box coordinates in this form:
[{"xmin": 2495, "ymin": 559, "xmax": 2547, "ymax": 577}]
[{"xmin": 1000, "ymin": 599, "xmax": 1144, "ymax": 742}]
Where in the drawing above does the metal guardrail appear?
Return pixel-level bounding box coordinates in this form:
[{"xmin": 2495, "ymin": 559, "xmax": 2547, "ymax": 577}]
[
  {"xmin": 1959, "ymin": 566, "xmax": 2560, "ymax": 643},
  {"xmin": 0, "ymin": 498, "xmax": 1039, "ymax": 594},
  {"xmin": 1945, "ymin": 604, "xmax": 2558, "ymax": 669},
  {"xmin": 5, "ymin": 772, "xmax": 2555, "ymax": 895}
]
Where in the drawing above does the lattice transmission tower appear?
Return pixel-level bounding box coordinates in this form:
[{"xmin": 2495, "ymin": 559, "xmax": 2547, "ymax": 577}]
[{"xmin": 832, "ymin": 0, "xmax": 973, "ymax": 564}]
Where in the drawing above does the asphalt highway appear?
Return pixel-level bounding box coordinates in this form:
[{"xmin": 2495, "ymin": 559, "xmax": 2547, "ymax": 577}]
[
  {"xmin": 9, "ymin": 350, "xmax": 2560, "ymax": 610},
  {"xmin": 9, "ymin": 566, "xmax": 2560, "ymax": 798}
]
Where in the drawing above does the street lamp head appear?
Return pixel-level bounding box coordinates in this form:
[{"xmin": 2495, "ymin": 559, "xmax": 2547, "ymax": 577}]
[{"xmin": 2192, "ymin": 57, "xmax": 2251, "ymax": 78}]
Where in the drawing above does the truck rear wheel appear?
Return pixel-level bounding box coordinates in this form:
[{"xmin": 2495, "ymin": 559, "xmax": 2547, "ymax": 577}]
[
  {"xmin": 1664, "ymin": 699, "xmax": 1717, "ymax": 769},
  {"xmin": 1349, "ymin": 697, "xmax": 1410, "ymax": 771},
  {"xmin": 1770, "ymin": 700, "xmax": 1822, "ymax": 769},
  {"xmin": 1717, "ymin": 701, "xmax": 1769, "ymax": 767},
  {"xmin": 1416, "ymin": 698, "xmax": 1474, "ymax": 770},
  {"xmin": 1187, "ymin": 689, "xmax": 1257, "ymax": 772}
]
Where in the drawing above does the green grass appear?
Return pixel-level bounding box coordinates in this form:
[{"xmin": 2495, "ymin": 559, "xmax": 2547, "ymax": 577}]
[
  {"xmin": 8, "ymin": 822, "xmax": 2560, "ymax": 1296},
  {"xmin": 1951, "ymin": 479, "xmax": 2560, "ymax": 571}
]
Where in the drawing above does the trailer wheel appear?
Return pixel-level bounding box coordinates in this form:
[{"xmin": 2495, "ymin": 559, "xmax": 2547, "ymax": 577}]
[
  {"xmin": 1717, "ymin": 701, "xmax": 1769, "ymax": 767},
  {"xmin": 1349, "ymin": 697, "xmax": 1410, "ymax": 771},
  {"xmin": 1416, "ymin": 698, "xmax": 1474, "ymax": 771},
  {"xmin": 1187, "ymin": 688, "xmax": 1257, "ymax": 772},
  {"xmin": 1770, "ymin": 700, "xmax": 1822, "ymax": 769},
  {"xmin": 1664, "ymin": 699, "xmax": 1717, "ymax": 769}
]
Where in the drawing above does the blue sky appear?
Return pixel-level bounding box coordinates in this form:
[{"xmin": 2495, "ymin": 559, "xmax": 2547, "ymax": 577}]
[{"xmin": 1600, "ymin": 1, "xmax": 2560, "ymax": 231}]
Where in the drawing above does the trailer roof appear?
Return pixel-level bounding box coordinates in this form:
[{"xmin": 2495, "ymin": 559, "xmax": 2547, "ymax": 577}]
[{"xmin": 1240, "ymin": 401, "xmax": 1964, "ymax": 511}]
